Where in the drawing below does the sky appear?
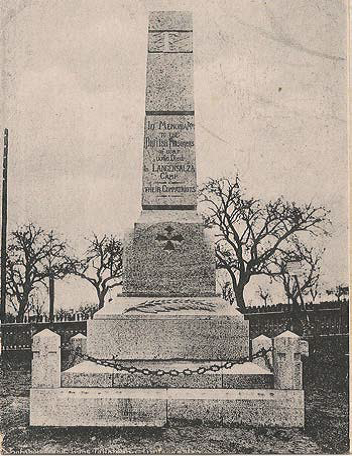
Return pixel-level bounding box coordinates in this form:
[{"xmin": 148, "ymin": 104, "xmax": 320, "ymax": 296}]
[{"xmin": 1, "ymin": 0, "xmax": 348, "ymax": 311}]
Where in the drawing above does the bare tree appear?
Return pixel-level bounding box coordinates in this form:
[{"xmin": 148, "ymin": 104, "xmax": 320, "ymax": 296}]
[
  {"xmin": 326, "ymin": 283, "xmax": 349, "ymax": 302},
  {"xmin": 309, "ymin": 283, "xmax": 320, "ymax": 303},
  {"xmin": 28, "ymin": 293, "xmax": 46, "ymax": 317},
  {"xmin": 6, "ymin": 223, "xmax": 73, "ymax": 322},
  {"xmin": 200, "ymin": 176, "xmax": 330, "ymax": 309},
  {"xmin": 266, "ymin": 239, "xmax": 323, "ymax": 308},
  {"xmin": 78, "ymin": 302, "xmax": 99, "ymax": 319},
  {"xmin": 73, "ymin": 234, "xmax": 123, "ymax": 309},
  {"xmin": 55, "ymin": 307, "xmax": 74, "ymax": 320},
  {"xmin": 257, "ymin": 286, "xmax": 271, "ymax": 307}
]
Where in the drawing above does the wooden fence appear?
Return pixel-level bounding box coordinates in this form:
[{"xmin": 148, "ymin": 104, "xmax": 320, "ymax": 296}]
[
  {"xmin": 0, "ymin": 300, "xmax": 348, "ymax": 352},
  {"xmin": 1, "ymin": 321, "xmax": 87, "ymax": 351},
  {"xmin": 3, "ymin": 313, "xmax": 94, "ymax": 324},
  {"xmin": 241, "ymin": 300, "xmax": 349, "ymax": 339}
]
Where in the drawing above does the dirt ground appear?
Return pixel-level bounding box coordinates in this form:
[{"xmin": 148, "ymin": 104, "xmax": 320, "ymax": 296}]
[{"xmin": 0, "ymin": 355, "xmax": 349, "ymax": 454}]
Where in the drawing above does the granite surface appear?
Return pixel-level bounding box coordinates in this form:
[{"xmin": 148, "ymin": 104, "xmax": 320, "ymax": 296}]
[
  {"xmin": 136, "ymin": 209, "xmax": 201, "ymax": 223},
  {"xmin": 167, "ymin": 388, "xmax": 305, "ymax": 427},
  {"xmin": 32, "ymin": 329, "xmax": 61, "ymax": 389},
  {"xmin": 252, "ymin": 334, "xmax": 273, "ymax": 371},
  {"xmin": 93, "ymin": 295, "xmax": 243, "ymax": 317},
  {"xmin": 61, "ymin": 360, "xmax": 272, "ymax": 390},
  {"xmin": 87, "ymin": 314, "xmax": 249, "ymax": 360},
  {"xmin": 273, "ymin": 331, "xmax": 307, "ymax": 390},
  {"xmin": 125, "ymin": 9, "xmax": 211, "ymax": 297},
  {"xmin": 145, "ymin": 53, "xmax": 193, "ymax": 112},
  {"xmin": 123, "ymin": 220, "xmax": 216, "ymax": 296},
  {"xmin": 30, "ymin": 387, "xmax": 305, "ymax": 428},
  {"xmin": 148, "ymin": 11, "xmax": 192, "ymax": 31},
  {"xmin": 61, "ymin": 362, "xmax": 114, "ymax": 388},
  {"xmin": 30, "ymin": 388, "xmax": 167, "ymax": 427}
]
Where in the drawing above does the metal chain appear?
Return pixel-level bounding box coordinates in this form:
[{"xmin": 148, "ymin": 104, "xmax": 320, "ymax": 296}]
[{"xmin": 74, "ymin": 347, "xmax": 272, "ymax": 376}]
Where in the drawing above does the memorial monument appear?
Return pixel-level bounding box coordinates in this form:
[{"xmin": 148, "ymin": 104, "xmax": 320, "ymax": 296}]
[{"xmin": 30, "ymin": 11, "xmax": 308, "ymax": 428}]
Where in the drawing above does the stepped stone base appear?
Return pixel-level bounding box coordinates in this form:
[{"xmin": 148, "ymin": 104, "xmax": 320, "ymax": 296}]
[
  {"xmin": 87, "ymin": 296, "xmax": 248, "ymax": 360},
  {"xmin": 61, "ymin": 361, "xmax": 274, "ymax": 389},
  {"xmin": 30, "ymin": 387, "xmax": 305, "ymax": 428}
]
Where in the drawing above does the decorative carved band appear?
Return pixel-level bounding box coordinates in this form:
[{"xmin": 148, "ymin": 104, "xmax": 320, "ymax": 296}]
[{"xmin": 148, "ymin": 31, "xmax": 192, "ymax": 53}]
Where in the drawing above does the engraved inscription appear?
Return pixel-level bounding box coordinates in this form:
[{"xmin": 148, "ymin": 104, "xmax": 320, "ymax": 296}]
[{"xmin": 142, "ymin": 115, "xmax": 197, "ymax": 207}]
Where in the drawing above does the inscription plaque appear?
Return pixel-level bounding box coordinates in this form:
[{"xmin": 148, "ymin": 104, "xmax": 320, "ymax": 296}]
[{"xmin": 142, "ymin": 115, "xmax": 197, "ymax": 208}]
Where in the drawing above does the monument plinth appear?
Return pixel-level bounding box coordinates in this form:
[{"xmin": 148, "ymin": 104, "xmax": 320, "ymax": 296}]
[{"xmin": 30, "ymin": 11, "xmax": 307, "ymax": 429}]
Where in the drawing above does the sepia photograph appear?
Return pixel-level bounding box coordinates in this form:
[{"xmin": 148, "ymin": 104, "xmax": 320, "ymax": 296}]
[{"xmin": 0, "ymin": 1, "xmax": 349, "ymax": 454}]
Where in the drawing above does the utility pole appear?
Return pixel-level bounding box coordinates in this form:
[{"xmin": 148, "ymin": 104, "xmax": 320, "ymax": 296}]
[{"xmin": 1, "ymin": 129, "xmax": 8, "ymax": 323}]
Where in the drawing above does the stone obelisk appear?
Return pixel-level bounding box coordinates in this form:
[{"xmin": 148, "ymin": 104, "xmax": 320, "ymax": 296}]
[
  {"xmin": 87, "ymin": 11, "xmax": 248, "ymax": 361},
  {"xmin": 123, "ymin": 11, "xmax": 216, "ymax": 297},
  {"xmin": 30, "ymin": 11, "xmax": 307, "ymax": 430}
]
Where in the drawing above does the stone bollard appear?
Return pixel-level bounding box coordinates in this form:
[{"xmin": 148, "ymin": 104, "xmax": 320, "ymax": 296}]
[
  {"xmin": 252, "ymin": 334, "xmax": 273, "ymax": 371},
  {"xmin": 67, "ymin": 333, "xmax": 87, "ymax": 367},
  {"xmin": 32, "ymin": 329, "xmax": 61, "ymax": 388},
  {"xmin": 273, "ymin": 330, "xmax": 309, "ymax": 390}
]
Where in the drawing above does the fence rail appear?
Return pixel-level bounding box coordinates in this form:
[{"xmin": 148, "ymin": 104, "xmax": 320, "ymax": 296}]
[
  {"xmin": 241, "ymin": 301, "xmax": 349, "ymax": 339},
  {"xmin": 1, "ymin": 321, "xmax": 87, "ymax": 351},
  {"xmin": 3, "ymin": 313, "xmax": 94, "ymax": 324},
  {"xmin": 243, "ymin": 300, "xmax": 348, "ymax": 314}
]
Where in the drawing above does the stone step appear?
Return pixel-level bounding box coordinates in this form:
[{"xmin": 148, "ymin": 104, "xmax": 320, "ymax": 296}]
[
  {"xmin": 30, "ymin": 387, "xmax": 305, "ymax": 428},
  {"xmin": 61, "ymin": 360, "xmax": 273, "ymax": 389}
]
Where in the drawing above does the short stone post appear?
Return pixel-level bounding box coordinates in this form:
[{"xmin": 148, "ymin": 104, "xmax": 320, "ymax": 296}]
[
  {"xmin": 252, "ymin": 334, "xmax": 273, "ymax": 371},
  {"xmin": 67, "ymin": 333, "xmax": 87, "ymax": 367},
  {"xmin": 273, "ymin": 330, "xmax": 309, "ymax": 390},
  {"xmin": 32, "ymin": 329, "xmax": 61, "ymax": 388}
]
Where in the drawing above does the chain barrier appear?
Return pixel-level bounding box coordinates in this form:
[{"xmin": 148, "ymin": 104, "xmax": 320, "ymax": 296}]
[{"xmin": 73, "ymin": 346, "xmax": 273, "ymax": 377}]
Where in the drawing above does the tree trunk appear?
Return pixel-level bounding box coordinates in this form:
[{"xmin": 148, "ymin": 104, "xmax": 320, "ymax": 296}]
[
  {"xmin": 98, "ymin": 290, "xmax": 106, "ymax": 309},
  {"xmin": 16, "ymin": 306, "xmax": 26, "ymax": 323},
  {"xmin": 233, "ymin": 284, "xmax": 246, "ymax": 309},
  {"xmin": 93, "ymin": 284, "xmax": 106, "ymax": 310},
  {"xmin": 16, "ymin": 294, "xmax": 30, "ymax": 322}
]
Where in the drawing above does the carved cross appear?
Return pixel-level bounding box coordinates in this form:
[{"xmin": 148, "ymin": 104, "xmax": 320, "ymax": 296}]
[{"xmin": 156, "ymin": 226, "xmax": 184, "ymax": 251}]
